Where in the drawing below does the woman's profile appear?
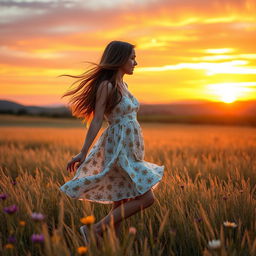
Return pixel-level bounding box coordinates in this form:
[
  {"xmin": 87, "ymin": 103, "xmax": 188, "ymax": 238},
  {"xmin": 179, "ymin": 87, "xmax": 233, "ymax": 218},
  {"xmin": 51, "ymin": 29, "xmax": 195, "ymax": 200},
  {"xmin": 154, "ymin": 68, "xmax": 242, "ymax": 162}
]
[{"xmin": 59, "ymin": 40, "xmax": 165, "ymax": 245}]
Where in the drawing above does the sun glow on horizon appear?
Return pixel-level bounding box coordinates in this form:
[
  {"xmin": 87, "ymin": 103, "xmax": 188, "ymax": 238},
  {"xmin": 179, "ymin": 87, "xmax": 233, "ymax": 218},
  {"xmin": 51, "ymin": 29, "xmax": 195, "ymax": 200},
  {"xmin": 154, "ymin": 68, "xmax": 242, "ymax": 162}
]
[
  {"xmin": 206, "ymin": 82, "xmax": 255, "ymax": 103},
  {"xmin": 220, "ymin": 95, "xmax": 237, "ymax": 103},
  {"xmin": 215, "ymin": 86, "xmax": 238, "ymax": 103}
]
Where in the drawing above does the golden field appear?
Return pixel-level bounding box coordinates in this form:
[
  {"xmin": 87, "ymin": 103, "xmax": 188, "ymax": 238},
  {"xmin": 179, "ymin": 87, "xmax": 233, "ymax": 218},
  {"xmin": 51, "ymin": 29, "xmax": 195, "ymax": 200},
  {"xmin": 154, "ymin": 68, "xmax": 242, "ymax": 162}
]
[{"xmin": 0, "ymin": 115, "xmax": 256, "ymax": 255}]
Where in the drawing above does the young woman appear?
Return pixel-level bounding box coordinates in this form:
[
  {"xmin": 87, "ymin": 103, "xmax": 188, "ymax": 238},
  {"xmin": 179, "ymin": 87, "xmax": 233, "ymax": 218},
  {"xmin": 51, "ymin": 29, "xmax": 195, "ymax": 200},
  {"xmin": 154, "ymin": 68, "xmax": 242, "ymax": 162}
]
[{"xmin": 59, "ymin": 40, "xmax": 165, "ymax": 245}]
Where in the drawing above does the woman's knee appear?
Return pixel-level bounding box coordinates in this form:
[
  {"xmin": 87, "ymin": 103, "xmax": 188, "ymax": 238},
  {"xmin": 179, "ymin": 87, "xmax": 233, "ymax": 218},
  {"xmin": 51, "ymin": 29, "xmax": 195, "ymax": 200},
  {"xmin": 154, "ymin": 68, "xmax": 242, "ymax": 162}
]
[
  {"xmin": 135, "ymin": 189, "xmax": 155, "ymax": 207},
  {"xmin": 113, "ymin": 198, "xmax": 130, "ymax": 209},
  {"xmin": 145, "ymin": 190, "xmax": 155, "ymax": 206}
]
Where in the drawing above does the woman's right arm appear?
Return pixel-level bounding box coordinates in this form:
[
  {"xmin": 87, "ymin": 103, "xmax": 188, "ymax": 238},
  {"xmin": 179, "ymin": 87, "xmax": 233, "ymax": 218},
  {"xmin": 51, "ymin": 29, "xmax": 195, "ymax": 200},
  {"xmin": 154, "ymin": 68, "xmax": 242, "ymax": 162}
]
[{"xmin": 66, "ymin": 80, "xmax": 113, "ymax": 172}]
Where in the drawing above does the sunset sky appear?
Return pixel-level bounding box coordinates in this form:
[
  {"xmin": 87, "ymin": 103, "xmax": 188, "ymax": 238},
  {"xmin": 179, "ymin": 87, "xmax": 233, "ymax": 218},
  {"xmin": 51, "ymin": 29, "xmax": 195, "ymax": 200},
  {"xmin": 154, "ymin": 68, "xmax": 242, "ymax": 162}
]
[{"xmin": 0, "ymin": 0, "xmax": 256, "ymax": 106}]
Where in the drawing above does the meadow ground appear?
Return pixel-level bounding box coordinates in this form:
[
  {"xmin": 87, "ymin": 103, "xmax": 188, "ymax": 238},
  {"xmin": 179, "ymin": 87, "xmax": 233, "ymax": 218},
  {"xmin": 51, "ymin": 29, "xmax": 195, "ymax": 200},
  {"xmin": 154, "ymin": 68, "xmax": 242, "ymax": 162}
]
[{"xmin": 0, "ymin": 115, "xmax": 255, "ymax": 255}]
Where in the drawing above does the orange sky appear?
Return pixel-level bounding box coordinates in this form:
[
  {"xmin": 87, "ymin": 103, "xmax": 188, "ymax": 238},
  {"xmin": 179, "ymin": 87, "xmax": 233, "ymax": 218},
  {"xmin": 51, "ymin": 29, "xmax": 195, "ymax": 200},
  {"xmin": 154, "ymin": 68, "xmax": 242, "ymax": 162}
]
[{"xmin": 0, "ymin": 0, "xmax": 255, "ymax": 106}]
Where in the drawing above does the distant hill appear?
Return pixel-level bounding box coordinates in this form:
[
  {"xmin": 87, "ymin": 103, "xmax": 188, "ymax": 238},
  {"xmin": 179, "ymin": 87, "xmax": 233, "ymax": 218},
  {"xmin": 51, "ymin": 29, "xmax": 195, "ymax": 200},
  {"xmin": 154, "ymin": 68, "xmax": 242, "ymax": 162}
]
[
  {"xmin": 0, "ymin": 99, "xmax": 255, "ymax": 125},
  {"xmin": 0, "ymin": 100, "xmax": 70, "ymax": 117}
]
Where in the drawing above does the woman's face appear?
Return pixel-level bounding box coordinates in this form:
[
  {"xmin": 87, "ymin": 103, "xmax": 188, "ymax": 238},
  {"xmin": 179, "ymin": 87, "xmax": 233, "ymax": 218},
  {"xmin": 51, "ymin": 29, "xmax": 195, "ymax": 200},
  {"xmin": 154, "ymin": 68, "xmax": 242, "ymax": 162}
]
[{"xmin": 121, "ymin": 48, "xmax": 137, "ymax": 75}]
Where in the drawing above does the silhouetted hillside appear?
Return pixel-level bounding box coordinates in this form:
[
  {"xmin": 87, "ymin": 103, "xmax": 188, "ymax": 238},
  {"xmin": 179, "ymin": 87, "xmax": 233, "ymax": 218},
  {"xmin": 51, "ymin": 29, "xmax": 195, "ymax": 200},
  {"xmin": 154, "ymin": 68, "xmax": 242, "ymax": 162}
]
[{"xmin": 0, "ymin": 100, "xmax": 71, "ymax": 117}]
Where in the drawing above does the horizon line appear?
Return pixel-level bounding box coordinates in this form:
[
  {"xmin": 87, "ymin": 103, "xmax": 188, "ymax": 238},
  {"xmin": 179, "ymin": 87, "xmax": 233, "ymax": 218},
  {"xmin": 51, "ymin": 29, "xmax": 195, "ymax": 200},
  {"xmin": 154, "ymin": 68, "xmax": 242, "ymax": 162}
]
[{"xmin": 0, "ymin": 98, "xmax": 255, "ymax": 108}]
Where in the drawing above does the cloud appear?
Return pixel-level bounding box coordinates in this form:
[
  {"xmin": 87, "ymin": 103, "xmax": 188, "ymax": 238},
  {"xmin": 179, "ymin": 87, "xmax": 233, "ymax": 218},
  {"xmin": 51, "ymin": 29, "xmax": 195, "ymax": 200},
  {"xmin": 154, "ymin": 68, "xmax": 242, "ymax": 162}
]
[{"xmin": 137, "ymin": 60, "xmax": 256, "ymax": 75}]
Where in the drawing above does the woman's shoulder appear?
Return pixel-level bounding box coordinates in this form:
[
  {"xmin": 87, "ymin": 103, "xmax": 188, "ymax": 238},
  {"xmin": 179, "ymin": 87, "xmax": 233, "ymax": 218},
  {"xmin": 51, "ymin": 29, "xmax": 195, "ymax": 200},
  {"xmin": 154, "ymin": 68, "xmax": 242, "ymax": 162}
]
[
  {"xmin": 97, "ymin": 80, "xmax": 115, "ymax": 99},
  {"xmin": 100, "ymin": 80, "xmax": 114, "ymax": 91}
]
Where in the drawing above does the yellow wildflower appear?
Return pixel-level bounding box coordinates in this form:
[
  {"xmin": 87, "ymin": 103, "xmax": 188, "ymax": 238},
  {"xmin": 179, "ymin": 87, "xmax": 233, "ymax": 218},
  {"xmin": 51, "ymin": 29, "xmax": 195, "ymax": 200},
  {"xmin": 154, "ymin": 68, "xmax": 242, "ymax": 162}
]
[
  {"xmin": 5, "ymin": 243, "xmax": 14, "ymax": 249},
  {"xmin": 19, "ymin": 220, "xmax": 26, "ymax": 226},
  {"xmin": 223, "ymin": 221, "xmax": 237, "ymax": 228},
  {"xmin": 77, "ymin": 246, "xmax": 88, "ymax": 254},
  {"xmin": 80, "ymin": 215, "xmax": 95, "ymax": 225}
]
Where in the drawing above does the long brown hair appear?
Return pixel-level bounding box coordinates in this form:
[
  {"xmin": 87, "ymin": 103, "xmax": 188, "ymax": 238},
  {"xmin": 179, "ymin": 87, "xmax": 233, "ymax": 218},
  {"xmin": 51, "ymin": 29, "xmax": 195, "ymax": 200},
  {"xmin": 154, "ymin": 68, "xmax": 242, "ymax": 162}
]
[{"xmin": 58, "ymin": 40, "xmax": 135, "ymax": 127}]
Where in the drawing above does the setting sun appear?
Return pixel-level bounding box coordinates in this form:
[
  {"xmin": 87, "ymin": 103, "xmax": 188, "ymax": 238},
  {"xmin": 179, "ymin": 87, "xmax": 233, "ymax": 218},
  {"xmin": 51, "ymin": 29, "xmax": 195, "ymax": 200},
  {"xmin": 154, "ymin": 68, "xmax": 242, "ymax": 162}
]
[
  {"xmin": 217, "ymin": 88, "xmax": 237, "ymax": 103},
  {"xmin": 221, "ymin": 95, "xmax": 236, "ymax": 104},
  {"xmin": 206, "ymin": 82, "xmax": 255, "ymax": 103}
]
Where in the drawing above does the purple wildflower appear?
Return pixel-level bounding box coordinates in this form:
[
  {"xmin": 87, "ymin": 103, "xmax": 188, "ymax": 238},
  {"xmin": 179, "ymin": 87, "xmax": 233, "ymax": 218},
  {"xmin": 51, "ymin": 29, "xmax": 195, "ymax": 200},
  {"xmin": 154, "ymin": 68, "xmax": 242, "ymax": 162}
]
[
  {"xmin": 3, "ymin": 205, "xmax": 18, "ymax": 214},
  {"xmin": 195, "ymin": 217, "xmax": 203, "ymax": 223},
  {"xmin": 0, "ymin": 193, "xmax": 8, "ymax": 200},
  {"xmin": 31, "ymin": 234, "xmax": 44, "ymax": 243},
  {"xmin": 11, "ymin": 180, "xmax": 17, "ymax": 185},
  {"xmin": 222, "ymin": 196, "xmax": 228, "ymax": 201},
  {"xmin": 31, "ymin": 212, "xmax": 45, "ymax": 221},
  {"xmin": 7, "ymin": 236, "xmax": 16, "ymax": 244}
]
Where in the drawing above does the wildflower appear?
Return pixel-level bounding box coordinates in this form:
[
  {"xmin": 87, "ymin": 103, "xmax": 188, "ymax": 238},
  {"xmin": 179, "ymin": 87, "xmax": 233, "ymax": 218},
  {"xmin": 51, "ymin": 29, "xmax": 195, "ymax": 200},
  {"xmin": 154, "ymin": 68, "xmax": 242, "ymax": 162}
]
[
  {"xmin": 222, "ymin": 196, "xmax": 228, "ymax": 201},
  {"xmin": 31, "ymin": 212, "xmax": 45, "ymax": 221},
  {"xmin": 3, "ymin": 204, "xmax": 18, "ymax": 214},
  {"xmin": 195, "ymin": 217, "xmax": 203, "ymax": 223},
  {"xmin": 77, "ymin": 246, "xmax": 88, "ymax": 254},
  {"xmin": 4, "ymin": 243, "xmax": 14, "ymax": 249},
  {"xmin": 0, "ymin": 193, "xmax": 8, "ymax": 200},
  {"xmin": 31, "ymin": 234, "xmax": 44, "ymax": 243},
  {"xmin": 180, "ymin": 185, "xmax": 184, "ymax": 189},
  {"xmin": 128, "ymin": 226, "xmax": 137, "ymax": 235},
  {"xmin": 19, "ymin": 220, "xmax": 26, "ymax": 226},
  {"xmin": 208, "ymin": 239, "xmax": 221, "ymax": 250},
  {"xmin": 7, "ymin": 236, "xmax": 16, "ymax": 244},
  {"xmin": 11, "ymin": 180, "xmax": 17, "ymax": 185},
  {"xmin": 223, "ymin": 221, "xmax": 237, "ymax": 228},
  {"xmin": 80, "ymin": 215, "xmax": 95, "ymax": 225}
]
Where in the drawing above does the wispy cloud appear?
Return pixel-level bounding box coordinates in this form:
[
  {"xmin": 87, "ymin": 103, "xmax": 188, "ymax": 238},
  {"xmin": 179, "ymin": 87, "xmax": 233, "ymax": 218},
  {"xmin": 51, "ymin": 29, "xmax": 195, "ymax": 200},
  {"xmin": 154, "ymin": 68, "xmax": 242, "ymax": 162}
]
[{"xmin": 137, "ymin": 60, "xmax": 256, "ymax": 75}]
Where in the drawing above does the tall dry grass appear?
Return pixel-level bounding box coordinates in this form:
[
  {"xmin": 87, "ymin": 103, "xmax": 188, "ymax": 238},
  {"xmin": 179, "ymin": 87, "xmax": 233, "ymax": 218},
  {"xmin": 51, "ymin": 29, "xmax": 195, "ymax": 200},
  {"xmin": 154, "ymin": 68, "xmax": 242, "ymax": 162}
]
[{"xmin": 0, "ymin": 121, "xmax": 256, "ymax": 255}]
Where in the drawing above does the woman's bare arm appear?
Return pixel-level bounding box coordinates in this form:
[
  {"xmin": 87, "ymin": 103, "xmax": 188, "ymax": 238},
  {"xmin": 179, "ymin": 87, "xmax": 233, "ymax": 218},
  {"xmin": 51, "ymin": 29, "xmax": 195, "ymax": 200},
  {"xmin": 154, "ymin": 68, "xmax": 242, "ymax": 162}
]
[
  {"xmin": 66, "ymin": 80, "xmax": 113, "ymax": 172},
  {"xmin": 80, "ymin": 81, "xmax": 113, "ymax": 155}
]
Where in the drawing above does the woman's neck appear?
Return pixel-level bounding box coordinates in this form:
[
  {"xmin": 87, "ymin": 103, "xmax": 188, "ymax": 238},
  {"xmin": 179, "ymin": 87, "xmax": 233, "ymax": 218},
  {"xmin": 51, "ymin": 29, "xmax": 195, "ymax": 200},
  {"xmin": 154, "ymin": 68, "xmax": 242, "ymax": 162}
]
[{"xmin": 116, "ymin": 69, "xmax": 125, "ymax": 83}]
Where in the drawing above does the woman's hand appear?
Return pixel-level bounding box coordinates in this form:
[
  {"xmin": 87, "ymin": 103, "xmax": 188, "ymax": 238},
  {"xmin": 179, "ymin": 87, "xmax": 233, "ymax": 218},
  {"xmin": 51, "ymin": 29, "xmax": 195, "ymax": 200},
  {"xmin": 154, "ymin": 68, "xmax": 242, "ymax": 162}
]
[{"xmin": 66, "ymin": 152, "xmax": 87, "ymax": 173}]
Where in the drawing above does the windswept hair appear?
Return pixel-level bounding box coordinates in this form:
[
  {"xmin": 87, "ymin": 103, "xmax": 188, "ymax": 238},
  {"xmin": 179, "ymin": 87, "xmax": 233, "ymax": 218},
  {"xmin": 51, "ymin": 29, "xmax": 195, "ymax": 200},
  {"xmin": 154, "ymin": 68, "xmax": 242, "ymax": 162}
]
[{"xmin": 58, "ymin": 40, "xmax": 135, "ymax": 127}]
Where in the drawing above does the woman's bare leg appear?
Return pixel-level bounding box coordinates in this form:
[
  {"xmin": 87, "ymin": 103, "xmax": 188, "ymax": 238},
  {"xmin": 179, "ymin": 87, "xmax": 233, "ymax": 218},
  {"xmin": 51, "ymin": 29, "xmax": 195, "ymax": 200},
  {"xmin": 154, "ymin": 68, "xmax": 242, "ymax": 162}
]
[
  {"xmin": 111, "ymin": 198, "xmax": 131, "ymax": 237},
  {"xmin": 93, "ymin": 189, "xmax": 155, "ymax": 236},
  {"xmin": 90, "ymin": 198, "xmax": 129, "ymax": 241}
]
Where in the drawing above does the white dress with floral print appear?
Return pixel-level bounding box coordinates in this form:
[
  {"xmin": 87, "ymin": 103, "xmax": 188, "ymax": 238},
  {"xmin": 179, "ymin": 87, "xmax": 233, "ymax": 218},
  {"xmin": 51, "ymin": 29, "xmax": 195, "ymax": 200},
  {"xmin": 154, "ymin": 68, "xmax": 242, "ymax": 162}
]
[{"xmin": 60, "ymin": 91, "xmax": 165, "ymax": 204}]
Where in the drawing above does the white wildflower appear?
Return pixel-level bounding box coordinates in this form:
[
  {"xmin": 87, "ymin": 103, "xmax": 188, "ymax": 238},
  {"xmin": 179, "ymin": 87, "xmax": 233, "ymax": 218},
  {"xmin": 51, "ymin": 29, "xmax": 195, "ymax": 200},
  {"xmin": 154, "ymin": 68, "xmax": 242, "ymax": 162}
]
[{"xmin": 208, "ymin": 239, "xmax": 221, "ymax": 249}]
